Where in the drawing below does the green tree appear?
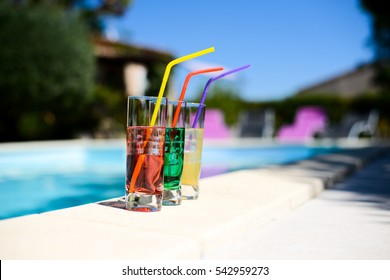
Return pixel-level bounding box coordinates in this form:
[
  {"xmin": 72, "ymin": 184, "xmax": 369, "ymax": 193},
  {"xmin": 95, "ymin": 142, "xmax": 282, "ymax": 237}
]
[
  {"xmin": 361, "ymin": 0, "xmax": 390, "ymax": 91},
  {"xmin": 6, "ymin": 0, "xmax": 133, "ymax": 34},
  {"xmin": 0, "ymin": 2, "xmax": 95, "ymax": 141}
]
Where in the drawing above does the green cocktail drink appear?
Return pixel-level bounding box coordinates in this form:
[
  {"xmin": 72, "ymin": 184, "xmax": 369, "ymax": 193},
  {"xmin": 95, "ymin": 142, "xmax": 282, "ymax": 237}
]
[
  {"xmin": 163, "ymin": 100, "xmax": 186, "ymax": 206},
  {"xmin": 164, "ymin": 127, "xmax": 185, "ymax": 191}
]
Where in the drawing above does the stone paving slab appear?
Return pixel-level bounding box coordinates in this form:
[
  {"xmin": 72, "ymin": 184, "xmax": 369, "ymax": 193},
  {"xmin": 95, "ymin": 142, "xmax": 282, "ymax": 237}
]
[
  {"xmin": 0, "ymin": 213, "xmax": 201, "ymax": 259},
  {"xmin": 262, "ymin": 147, "xmax": 382, "ymax": 188},
  {"xmin": 204, "ymin": 148, "xmax": 390, "ymax": 259}
]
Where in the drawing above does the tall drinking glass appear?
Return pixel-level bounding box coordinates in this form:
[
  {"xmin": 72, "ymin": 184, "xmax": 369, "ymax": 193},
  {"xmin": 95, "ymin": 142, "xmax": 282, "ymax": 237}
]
[
  {"xmin": 181, "ymin": 102, "xmax": 206, "ymax": 200},
  {"xmin": 125, "ymin": 96, "xmax": 167, "ymax": 212},
  {"xmin": 163, "ymin": 100, "xmax": 186, "ymax": 206}
]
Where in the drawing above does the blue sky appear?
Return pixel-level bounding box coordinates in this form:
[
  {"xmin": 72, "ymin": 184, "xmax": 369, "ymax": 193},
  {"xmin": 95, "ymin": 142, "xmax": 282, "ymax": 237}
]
[{"xmin": 101, "ymin": 0, "xmax": 373, "ymax": 102}]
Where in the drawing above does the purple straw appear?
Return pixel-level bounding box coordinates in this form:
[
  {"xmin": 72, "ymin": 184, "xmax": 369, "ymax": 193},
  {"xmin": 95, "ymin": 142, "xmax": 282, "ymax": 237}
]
[{"xmin": 192, "ymin": 64, "xmax": 251, "ymax": 128}]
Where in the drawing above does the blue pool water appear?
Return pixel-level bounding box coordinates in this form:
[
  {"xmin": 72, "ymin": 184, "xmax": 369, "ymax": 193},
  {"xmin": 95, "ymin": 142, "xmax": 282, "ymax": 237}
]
[{"xmin": 0, "ymin": 143, "xmax": 338, "ymax": 220}]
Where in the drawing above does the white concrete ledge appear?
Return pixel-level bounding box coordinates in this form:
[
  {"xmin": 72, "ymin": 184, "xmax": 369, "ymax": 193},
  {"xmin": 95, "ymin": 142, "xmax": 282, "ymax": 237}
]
[{"xmin": 0, "ymin": 146, "xmax": 384, "ymax": 259}]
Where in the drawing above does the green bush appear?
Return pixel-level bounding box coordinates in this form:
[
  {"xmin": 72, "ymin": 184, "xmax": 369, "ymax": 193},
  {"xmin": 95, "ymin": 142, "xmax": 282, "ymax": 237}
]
[
  {"xmin": 273, "ymin": 95, "xmax": 348, "ymax": 125},
  {"xmin": 264, "ymin": 93, "xmax": 390, "ymax": 137},
  {"xmin": 89, "ymin": 85, "xmax": 127, "ymax": 137},
  {"xmin": 194, "ymin": 87, "xmax": 390, "ymax": 137},
  {"xmin": 193, "ymin": 84, "xmax": 246, "ymax": 127},
  {"xmin": 0, "ymin": 3, "xmax": 95, "ymax": 141}
]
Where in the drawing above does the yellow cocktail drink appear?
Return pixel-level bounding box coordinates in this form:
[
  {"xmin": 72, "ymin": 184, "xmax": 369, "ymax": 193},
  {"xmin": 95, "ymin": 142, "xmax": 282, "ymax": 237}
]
[{"xmin": 181, "ymin": 128, "xmax": 203, "ymax": 199}]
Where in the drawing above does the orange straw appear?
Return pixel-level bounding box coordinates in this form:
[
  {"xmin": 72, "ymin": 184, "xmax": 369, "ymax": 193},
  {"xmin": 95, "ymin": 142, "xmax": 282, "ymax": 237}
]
[
  {"xmin": 128, "ymin": 47, "xmax": 215, "ymax": 193},
  {"xmin": 171, "ymin": 67, "xmax": 224, "ymax": 128}
]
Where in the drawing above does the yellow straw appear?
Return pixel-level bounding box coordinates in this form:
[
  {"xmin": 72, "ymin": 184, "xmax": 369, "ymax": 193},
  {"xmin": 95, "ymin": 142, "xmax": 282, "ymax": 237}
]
[
  {"xmin": 128, "ymin": 47, "xmax": 215, "ymax": 194},
  {"xmin": 149, "ymin": 46, "xmax": 215, "ymax": 126}
]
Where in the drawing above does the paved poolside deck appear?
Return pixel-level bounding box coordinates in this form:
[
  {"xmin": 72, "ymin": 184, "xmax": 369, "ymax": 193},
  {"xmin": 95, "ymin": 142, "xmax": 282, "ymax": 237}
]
[
  {"xmin": 0, "ymin": 142, "xmax": 389, "ymax": 259},
  {"xmin": 206, "ymin": 146, "xmax": 390, "ymax": 259}
]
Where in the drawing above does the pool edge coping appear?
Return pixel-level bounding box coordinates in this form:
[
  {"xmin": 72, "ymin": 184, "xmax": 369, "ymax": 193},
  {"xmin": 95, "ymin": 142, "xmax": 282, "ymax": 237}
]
[{"xmin": 0, "ymin": 143, "xmax": 387, "ymax": 259}]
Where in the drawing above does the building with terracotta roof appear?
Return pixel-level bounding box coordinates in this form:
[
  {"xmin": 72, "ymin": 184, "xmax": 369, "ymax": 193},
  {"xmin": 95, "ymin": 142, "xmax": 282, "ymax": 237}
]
[
  {"xmin": 297, "ymin": 63, "xmax": 379, "ymax": 97},
  {"xmin": 92, "ymin": 37, "xmax": 175, "ymax": 97}
]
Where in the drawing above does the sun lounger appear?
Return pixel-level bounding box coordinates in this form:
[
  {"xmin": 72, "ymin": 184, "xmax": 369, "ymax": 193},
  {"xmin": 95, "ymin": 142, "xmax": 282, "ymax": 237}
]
[
  {"xmin": 320, "ymin": 110, "xmax": 379, "ymax": 139},
  {"xmin": 277, "ymin": 106, "xmax": 327, "ymax": 142},
  {"xmin": 203, "ymin": 109, "xmax": 231, "ymax": 139},
  {"xmin": 237, "ymin": 108, "xmax": 275, "ymax": 138}
]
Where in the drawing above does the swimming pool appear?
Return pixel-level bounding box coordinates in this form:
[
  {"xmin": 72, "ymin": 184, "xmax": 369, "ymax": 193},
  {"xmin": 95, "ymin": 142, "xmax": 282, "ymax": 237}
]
[{"xmin": 0, "ymin": 141, "xmax": 338, "ymax": 220}]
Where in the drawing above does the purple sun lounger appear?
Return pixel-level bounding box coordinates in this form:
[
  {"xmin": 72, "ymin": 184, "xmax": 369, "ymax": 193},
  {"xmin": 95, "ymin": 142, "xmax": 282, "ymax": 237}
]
[
  {"xmin": 203, "ymin": 109, "xmax": 231, "ymax": 139},
  {"xmin": 277, "ymin": 106, "xmax": 327, "ymax": 142}
]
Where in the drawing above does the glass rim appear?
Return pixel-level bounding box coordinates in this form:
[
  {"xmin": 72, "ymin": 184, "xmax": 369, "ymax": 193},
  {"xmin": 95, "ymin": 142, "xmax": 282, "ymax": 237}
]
[
  {"xmin": 185, "ymin": 102, "xmax": 206, "ymax": 108},
  {"xmin": 127, "ymin": 96, "xmax": 167, "ymax": 101},
  {"xmin": 168, "ymin": 100, "xmax": 187, "ymax": 105}
]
